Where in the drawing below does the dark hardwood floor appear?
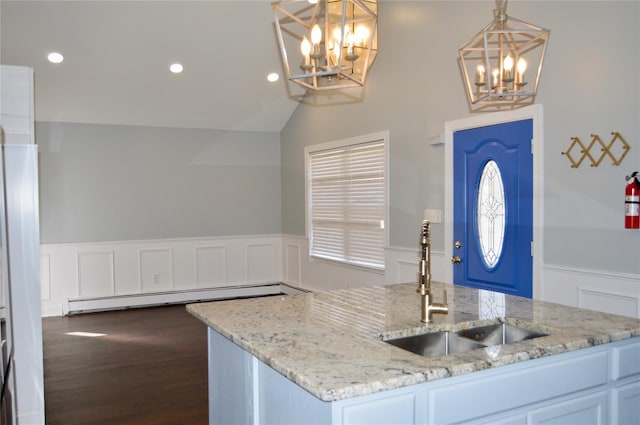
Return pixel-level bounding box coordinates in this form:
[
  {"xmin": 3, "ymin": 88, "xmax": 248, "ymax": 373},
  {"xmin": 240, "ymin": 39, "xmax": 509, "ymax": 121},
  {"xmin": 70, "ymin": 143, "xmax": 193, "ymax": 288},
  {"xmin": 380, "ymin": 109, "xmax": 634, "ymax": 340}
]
[{"xmin": 42, "ymin": 304, "xmax": 209, "ymax": 425}]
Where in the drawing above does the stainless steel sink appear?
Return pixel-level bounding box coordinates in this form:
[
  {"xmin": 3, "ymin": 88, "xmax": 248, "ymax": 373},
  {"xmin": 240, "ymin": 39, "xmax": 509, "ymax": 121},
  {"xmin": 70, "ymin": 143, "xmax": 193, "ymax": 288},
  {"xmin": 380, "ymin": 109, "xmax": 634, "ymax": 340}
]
[
  {"xmin": 456, "ymin": 323, "xmax": 548, "ymax": 346},
  {"xmin": 384, "ymin": 322, "xmax": 549, "ymax": 358},
  {"xmin": 385, "ymin": 331, "xmax": 486, "ymax": 357}
]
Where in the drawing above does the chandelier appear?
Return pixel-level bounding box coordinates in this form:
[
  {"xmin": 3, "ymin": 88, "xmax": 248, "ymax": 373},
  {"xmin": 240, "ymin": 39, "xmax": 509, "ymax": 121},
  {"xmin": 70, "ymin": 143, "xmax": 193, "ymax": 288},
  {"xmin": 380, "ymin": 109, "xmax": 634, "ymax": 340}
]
[
  {"xmin": 272, "ymin": 0, "xmax": 378, "ymax": 91},
  {"xmin": 459, "ymin": 0, "xmax": 549, "ymax": 111}
]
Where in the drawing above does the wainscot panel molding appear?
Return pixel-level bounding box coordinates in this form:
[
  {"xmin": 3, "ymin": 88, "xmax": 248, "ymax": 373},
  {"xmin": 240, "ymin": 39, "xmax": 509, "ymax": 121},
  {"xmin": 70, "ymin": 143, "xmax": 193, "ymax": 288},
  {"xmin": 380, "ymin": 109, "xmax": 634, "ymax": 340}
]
[
  {"xmin": 280, "ymin": 235, "xmax": 387, "ymax": 293},
  {"xmin": 384, "ymin": 245, "xmax": 448, "ymax": 285},
  {"xmin": 279, "ymin": 236, "xmax": 448, "ymax": 293},
  {"xmin": 542, "ymin": 265, "xmax": 640, "ymax": 319},
  {"xmin": 39, "ymin": 235, "xmax": 283, "ymax": 316},
  {"xmin": 284, "ymin": 242, "xmax": 302, "ymax": 286},
  {"xmin": 77, "ymin": 250, "xmax": 115, "ymax": 298}
]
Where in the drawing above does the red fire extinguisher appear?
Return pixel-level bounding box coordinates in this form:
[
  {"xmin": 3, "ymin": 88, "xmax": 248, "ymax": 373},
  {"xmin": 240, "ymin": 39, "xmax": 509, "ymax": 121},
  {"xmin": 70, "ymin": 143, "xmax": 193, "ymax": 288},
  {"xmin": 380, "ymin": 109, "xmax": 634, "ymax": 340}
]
[{"xmin": 625, "ymin": 171, "xmax": 640, "ymax": 229}]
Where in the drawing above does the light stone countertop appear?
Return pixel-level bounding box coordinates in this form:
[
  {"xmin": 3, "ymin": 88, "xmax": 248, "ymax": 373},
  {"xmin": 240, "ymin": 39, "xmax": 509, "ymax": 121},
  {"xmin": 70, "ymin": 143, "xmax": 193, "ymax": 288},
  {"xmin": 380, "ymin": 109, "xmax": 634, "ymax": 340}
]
[{"xmin": 186, "ymin": 282, "xmax": 640, "ymax": 402}]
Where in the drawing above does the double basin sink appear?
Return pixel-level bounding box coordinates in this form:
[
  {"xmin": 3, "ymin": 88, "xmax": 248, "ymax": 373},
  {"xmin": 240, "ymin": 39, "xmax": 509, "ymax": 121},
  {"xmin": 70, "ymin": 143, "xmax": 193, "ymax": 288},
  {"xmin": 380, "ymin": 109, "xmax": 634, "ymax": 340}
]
[{"xmin": 384, "ymin": 322, "xmax": 548, "ymax": 358}]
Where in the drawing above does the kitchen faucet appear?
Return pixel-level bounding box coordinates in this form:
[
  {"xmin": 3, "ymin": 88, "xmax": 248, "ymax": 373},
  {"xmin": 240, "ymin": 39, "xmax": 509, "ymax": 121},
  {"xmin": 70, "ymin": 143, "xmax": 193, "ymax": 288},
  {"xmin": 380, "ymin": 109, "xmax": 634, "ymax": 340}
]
[{"xmin": 418, "ymin": 219, "xmax": 448, "ymax": 323}]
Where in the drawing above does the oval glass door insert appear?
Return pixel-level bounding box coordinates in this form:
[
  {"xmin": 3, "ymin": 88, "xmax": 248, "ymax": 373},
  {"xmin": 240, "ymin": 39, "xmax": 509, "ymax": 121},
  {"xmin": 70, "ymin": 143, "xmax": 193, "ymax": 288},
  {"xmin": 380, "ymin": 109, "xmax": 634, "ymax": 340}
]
[{"xmin": 476, "ymin": 160, "xmax": 505, "ymax": 269}]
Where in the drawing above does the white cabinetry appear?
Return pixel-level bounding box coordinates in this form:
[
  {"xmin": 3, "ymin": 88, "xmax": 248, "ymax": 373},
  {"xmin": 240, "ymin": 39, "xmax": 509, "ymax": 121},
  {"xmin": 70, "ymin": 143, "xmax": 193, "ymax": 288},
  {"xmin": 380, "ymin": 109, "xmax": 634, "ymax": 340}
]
[{"xmin": 207, "ymin": 329, "xmax": 640, "ymax": 425}]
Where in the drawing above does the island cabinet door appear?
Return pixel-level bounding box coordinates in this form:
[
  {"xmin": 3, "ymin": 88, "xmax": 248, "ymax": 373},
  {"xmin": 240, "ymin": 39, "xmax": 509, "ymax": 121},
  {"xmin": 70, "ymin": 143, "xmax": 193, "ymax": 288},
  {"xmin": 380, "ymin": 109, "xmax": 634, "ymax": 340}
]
[
  {"xmin": 609, "ymin": 339, "xmax": 640, "ymax": 424},
  {"xmin": 425, "ymin": 348, "xmax": 609, "ymax": 425},
  {"xmin": 610, "ymin": 381, "xmax": 640, "ymax": 425},
  {"xmin": 527, "ymin": 391, "xmax": 608, "ymax": 424},
  {"xmin": 332, "ymin": 386, "xmax": 428, "ymax": 425}
]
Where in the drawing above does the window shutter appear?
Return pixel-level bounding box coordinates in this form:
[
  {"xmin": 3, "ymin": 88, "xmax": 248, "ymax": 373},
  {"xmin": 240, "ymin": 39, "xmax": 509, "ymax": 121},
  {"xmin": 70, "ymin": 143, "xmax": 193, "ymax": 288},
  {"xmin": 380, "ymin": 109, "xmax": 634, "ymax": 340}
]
[{"xmin": 308, "ymin": 138, "xmax": 385, "ymax": 270}]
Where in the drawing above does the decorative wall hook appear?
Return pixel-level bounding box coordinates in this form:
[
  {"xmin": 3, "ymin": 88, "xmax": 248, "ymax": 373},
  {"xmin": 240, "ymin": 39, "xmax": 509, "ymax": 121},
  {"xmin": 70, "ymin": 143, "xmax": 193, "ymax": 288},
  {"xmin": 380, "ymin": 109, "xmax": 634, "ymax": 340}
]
[{"xmin": 562, "ymin": 132, "xmax": 630, "ymax": 168}]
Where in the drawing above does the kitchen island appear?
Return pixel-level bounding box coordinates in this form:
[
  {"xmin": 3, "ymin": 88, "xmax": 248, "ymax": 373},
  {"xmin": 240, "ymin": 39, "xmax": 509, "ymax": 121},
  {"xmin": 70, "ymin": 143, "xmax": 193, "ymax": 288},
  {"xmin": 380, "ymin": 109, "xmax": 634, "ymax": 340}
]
[{"xmin": 187, "ymin": 282, "xmax": 640, "ymax": 424}]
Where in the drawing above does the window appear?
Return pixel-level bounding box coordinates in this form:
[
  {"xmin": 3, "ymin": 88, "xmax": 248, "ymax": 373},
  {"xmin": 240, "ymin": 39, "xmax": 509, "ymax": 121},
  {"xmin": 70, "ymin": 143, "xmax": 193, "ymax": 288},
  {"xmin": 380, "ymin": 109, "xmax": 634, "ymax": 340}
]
[
  {"xmin": 476, "ymin": 160, "xmax": 506, "ymax": 269},
  {"xmin": 305, "ymin": 131, "xmax": 387, "ymax": 270}
]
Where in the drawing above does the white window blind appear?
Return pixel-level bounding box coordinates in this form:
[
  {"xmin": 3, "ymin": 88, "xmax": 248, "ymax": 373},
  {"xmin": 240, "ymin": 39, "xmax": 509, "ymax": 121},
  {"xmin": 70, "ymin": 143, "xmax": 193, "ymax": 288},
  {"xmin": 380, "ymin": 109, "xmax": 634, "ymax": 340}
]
[{"xmin": 307, "ymin": 137, "xmax": 386, "ymax": 270}]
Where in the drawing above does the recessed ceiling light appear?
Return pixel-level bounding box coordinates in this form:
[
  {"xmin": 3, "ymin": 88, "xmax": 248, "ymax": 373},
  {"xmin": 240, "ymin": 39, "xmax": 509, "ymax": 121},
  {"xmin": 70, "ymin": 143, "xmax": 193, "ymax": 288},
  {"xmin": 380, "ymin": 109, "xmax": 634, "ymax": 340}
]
[
  {"xmin": 169, "ymin": 63, "xmax": 184, "ymax": 74},
  {"xmin": 267, "ymin": 72, "xmax": 279, "ymax": 82},
  {"xmin": 47, "ymin": 52, "xmax": 64, "ymax": 64}
]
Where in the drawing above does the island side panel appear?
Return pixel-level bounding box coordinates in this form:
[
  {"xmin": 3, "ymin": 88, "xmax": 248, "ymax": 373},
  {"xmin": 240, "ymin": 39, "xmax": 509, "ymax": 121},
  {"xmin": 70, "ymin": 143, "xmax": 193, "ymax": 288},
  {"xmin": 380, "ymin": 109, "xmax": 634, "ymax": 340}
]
[
  {"xmin": 208, "ymin": 329, "xmax": 257, "ymax": 424},
  {"xmin": 257, "ymin": 360, "xmax": 332, "ymax": 424}
]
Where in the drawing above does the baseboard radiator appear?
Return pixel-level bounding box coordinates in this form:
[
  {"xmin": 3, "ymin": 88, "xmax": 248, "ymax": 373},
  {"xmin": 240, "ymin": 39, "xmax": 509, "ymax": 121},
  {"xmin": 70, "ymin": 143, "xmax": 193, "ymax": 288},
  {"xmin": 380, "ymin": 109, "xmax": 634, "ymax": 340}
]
[{"xmin": 65, "ymin": 283, "xmax": 310, "ymax": 315}]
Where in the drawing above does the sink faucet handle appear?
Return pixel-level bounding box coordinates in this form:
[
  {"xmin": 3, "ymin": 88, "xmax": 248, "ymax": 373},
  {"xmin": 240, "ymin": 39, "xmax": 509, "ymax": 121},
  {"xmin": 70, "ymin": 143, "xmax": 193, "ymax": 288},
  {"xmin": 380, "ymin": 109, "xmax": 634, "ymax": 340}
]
[{"xmin": 421, "ymin": 219, "xmax": 430, "ymax": 245}]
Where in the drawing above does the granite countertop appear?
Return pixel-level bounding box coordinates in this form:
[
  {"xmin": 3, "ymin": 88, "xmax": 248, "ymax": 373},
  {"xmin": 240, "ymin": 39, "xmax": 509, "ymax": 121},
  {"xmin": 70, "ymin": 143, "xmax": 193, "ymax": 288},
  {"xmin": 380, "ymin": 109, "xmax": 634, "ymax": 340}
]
[{"xmin": 186, "ymin": 282, "xmax": 640, "ymax": 402}]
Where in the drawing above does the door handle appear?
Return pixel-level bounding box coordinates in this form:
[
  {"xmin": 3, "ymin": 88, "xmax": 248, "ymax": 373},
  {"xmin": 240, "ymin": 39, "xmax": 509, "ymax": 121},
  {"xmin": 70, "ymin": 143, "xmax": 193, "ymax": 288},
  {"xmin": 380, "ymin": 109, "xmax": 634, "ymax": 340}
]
[{"xmin": 451, "ymin": 256, "xmax": 462, "ymax": 264}]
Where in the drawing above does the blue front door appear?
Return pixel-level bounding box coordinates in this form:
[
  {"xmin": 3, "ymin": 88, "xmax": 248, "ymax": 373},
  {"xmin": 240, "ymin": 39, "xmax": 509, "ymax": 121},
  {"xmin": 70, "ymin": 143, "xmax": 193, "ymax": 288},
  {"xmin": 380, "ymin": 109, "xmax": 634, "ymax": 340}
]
[{"xmin": 453, "ymin": 119, "xmax": 533, "ymax": 298}]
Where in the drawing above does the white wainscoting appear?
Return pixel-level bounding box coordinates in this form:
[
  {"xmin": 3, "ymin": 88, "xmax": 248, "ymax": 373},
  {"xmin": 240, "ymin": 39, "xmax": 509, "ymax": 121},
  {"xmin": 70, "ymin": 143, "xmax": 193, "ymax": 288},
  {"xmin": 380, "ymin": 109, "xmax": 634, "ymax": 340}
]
[
  {"xmin": 37, "ymin": 235, "xmax": 639, "ymax": 319},
  {"xmin": 541, "ymin": 265, "xmax": 640, "ymax": 319},
  {"xmin": 39, "ymin": 235, "xmax": 284, "ymax": 316},
  {"xmin": 280, "ymin": 235, "xmax": 387, "ymax": 292},
  {"xmin": 279, "ymin": 236, "xmax": 448, "ymax": 292},
  {"xmin": 384, "ymin": 245, "xmax": 448, "ymax": 285},
  {"xmin": 386, "ymin": 248, "xmax": 640, "ymax": 319}
]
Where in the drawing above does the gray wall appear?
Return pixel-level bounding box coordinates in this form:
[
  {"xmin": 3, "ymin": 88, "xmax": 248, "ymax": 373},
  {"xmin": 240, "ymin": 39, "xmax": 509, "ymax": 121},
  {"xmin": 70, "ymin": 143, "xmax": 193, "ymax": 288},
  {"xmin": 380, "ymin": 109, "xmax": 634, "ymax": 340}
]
[
  {"xmin": 38, "ymin": 122, "xmax": 281, "ymax": 243},
  {"xmin": 280, "ymin": 1, "xmax": 640, "ymax": 275}
]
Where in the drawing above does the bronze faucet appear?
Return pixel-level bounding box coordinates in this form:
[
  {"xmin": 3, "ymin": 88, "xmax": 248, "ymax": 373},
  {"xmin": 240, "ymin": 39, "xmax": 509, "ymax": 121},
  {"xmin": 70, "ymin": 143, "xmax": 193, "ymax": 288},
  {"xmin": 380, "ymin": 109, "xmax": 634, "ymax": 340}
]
[{"xmin": 418, "ymin": 219, "xmax": 448, "ymax": 323}]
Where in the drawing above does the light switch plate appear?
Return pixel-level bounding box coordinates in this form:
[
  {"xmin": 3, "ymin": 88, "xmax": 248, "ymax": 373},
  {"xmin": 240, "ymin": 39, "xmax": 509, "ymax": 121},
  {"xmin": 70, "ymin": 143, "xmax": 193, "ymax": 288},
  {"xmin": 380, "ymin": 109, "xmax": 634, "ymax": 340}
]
[{"xmin": 423, "ymin": 209, "xmax": 442, "ymax": 224}]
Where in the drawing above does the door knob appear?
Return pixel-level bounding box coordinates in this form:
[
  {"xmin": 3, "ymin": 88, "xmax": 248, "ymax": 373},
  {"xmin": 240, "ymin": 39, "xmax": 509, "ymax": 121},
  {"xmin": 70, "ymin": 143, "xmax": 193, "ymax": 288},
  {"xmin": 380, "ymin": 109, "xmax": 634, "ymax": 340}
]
[{"xmin": 451, "ymin": 256, "xmax": 461, "ymax": 264}]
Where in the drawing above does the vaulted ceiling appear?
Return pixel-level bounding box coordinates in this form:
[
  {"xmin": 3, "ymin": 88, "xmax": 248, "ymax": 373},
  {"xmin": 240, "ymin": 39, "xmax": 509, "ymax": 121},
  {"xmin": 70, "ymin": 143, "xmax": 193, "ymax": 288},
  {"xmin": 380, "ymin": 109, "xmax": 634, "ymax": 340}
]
[{"xmin": 1, "ymin": 1, "xmax": 305, "ymax": 132}]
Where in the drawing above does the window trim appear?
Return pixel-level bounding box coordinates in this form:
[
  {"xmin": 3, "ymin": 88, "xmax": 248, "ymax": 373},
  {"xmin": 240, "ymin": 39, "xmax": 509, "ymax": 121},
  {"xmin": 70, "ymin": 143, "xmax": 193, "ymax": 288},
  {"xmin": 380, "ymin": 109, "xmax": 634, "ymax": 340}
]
[{"xmin": 304, "ymin": 130, "xmax": 389, "ymax": 271}]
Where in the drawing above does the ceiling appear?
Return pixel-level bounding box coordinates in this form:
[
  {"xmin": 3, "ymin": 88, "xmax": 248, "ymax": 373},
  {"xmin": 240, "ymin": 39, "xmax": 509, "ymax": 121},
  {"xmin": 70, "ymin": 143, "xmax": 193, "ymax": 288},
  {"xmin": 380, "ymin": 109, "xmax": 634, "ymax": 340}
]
[{"xmin": 0, "ymin": 0, "xmax": 306, "ymax": 133}]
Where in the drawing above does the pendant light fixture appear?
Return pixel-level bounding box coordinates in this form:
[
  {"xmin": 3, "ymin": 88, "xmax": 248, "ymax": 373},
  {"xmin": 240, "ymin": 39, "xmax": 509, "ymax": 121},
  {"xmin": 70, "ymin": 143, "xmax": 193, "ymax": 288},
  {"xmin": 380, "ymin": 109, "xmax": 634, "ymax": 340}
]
[
  {"xmin": 272, "ymin": 0, "xmax": 378, "ymax": 91},
  {"xmin": 459, "ymin": 0, "xmax": 549, "ymax": 111}
]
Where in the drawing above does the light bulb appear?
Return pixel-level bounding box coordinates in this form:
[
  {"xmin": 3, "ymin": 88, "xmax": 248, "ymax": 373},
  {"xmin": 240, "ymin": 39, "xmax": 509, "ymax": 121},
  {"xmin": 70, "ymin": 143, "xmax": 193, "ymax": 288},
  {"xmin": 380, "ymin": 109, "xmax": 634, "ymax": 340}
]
[
  {"xmin": 300, "ymin": 36, "xmax": 312, "ymax": 69},
  {"xmin": 347, "ymin": 32, "xmax": 355, "ymax": 47},
  {"xmin": 301, "ymin": 36, "xmax": 311, "ymax": 56},
  {"xmin": 355, "ymin": 25, "xmax": 370, "ymax": 43},
  {"xmin": 516, "ymin": 58, "xmax": 527, "ymax": 87},
  {"xmin": 503, "ymin": 55, "xmax": 514, "ymax": 71},
  {"xmin": 475, "ymin": 63, "xmax": 486, "ymax": 85},
  {"xmin": 311, "ymin": 24, "xmax": 322, "ymax": 45},
  {"xmin": 333, "ymin": 27, "xmax": 342, "ymax": 42},
  {"xmin": 502, "ymin": 54, "xmax": 514, "ymax": 83},
  {"xmin": 517, "ymin": 58, "xmax": 527, "ymax": 74}
]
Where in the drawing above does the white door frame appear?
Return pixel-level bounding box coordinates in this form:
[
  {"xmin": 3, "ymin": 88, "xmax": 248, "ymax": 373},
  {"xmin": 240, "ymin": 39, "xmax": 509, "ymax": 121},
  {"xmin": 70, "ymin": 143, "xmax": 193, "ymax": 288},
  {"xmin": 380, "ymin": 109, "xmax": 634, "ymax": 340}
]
[{"xmin": 444, "ymin": 104, "xmax": 544, "ymax": 299}]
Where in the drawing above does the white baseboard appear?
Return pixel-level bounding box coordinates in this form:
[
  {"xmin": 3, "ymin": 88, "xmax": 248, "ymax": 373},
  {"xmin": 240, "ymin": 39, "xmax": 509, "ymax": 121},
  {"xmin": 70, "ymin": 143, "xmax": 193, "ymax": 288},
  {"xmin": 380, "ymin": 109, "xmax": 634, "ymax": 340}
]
[
  {"xmin": 65, "ymin": 283, "xmax": 279, "ymax": 314},
  {"xmin": 65, "ymin": 282, "xmax": 311, "ymax": 315}
]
